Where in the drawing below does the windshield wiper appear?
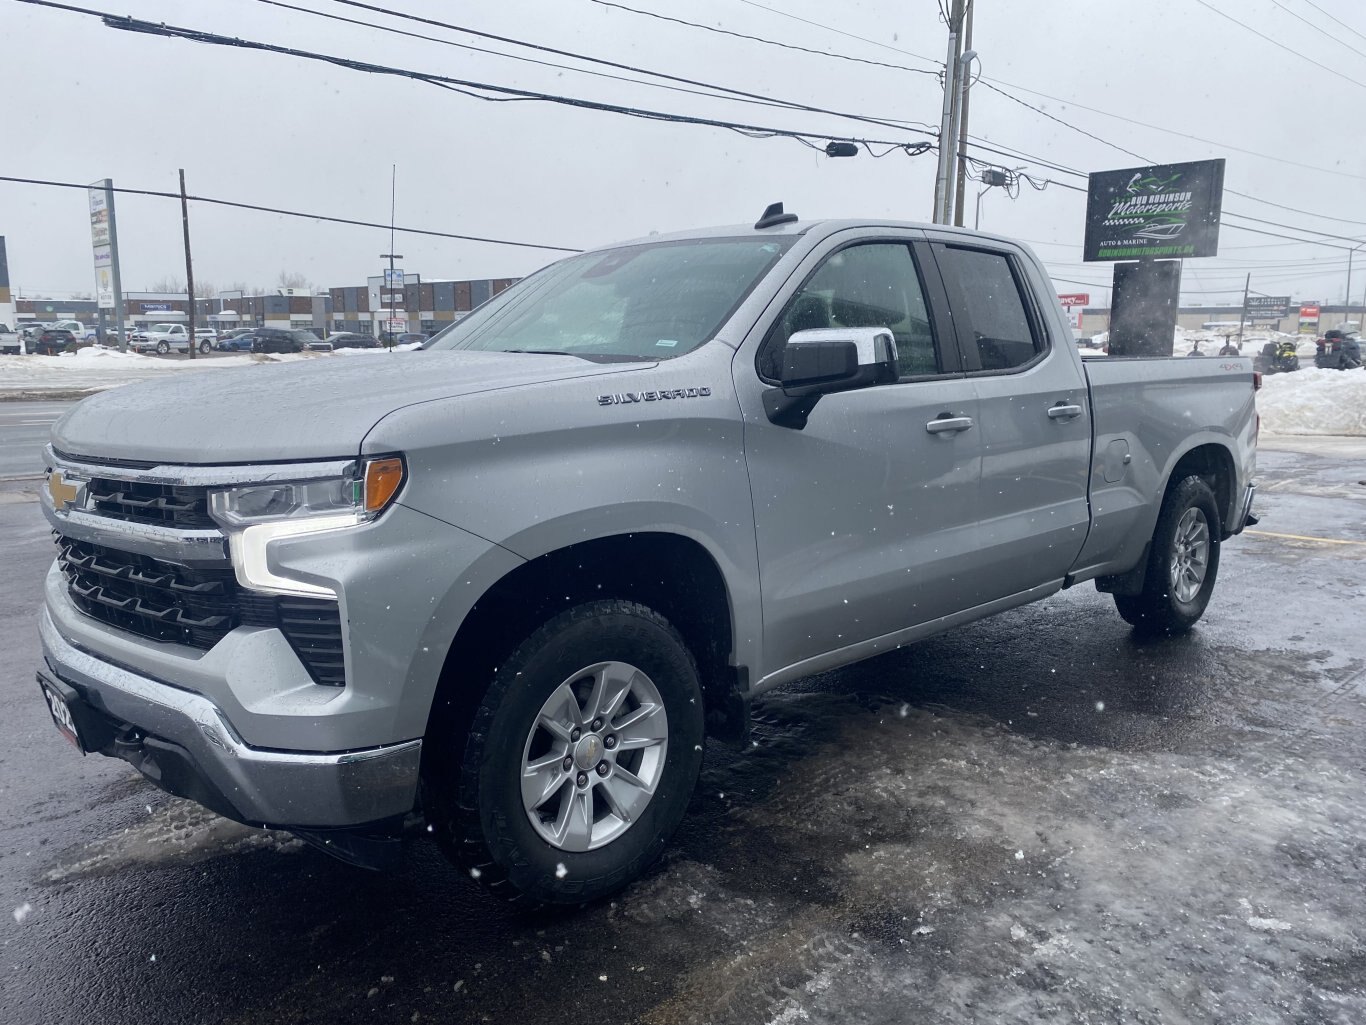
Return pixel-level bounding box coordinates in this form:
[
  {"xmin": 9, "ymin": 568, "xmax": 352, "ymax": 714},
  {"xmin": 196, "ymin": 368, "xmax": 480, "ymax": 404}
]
[{"xmin": 502, "ymin": 349, "xmax": 651, "ymax": 363}]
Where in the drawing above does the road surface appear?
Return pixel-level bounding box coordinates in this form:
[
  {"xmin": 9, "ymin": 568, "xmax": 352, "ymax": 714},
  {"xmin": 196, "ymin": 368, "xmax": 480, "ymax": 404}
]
[
  {"xmin": 2, "ymin": 438, "xmax": 1366, "ymax": 1024},
  {"xmin": 0, "ymin": 401, "xmax": 69, "ymax": 479}
]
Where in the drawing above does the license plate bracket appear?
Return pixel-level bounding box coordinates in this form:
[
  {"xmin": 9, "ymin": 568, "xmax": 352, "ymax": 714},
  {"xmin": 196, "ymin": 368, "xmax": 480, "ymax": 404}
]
[{"xmin": 37, "ymin": 671, "xmax": 87, "ymax": 754}]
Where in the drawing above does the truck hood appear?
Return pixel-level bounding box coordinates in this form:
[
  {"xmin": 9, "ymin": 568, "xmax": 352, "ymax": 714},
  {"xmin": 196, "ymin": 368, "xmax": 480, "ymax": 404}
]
[{"xmin": 52, "ymin": 351, "xmax": 643, "ymax": 465}]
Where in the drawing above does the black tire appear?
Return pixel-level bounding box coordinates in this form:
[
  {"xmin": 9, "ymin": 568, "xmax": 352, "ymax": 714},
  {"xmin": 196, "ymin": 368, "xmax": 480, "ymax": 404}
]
[
  {"xmin": 1115, "ymin": 475, "xmax": 1221, "ymax": 635},
  {"xmin": 155, "ymin": 340, "xmax": 170, "ymax": 355},
  {"xmin": 198, "ymin": 340, "xmax": 211, "ymax": 354},
  {"xmin": 426, "ymin": 600, "xmax": 705, "ymax": 905}
]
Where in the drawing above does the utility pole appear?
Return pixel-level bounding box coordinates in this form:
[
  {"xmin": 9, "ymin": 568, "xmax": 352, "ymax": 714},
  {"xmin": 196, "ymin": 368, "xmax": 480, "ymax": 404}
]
[
  {"xmin": 179, "ymin": 169, "xmax": 197, "ymax": 359},
  {"xmin": 952, "ymin": 0, "xmax": 975, "ymax": 227},
  {"xmin": 931, "ymin": 0, "xmax": 966, "ymax": 224},
  {"xmin": 1236, "ymin": 272, "xmax": 1250, "ymax": 347}
]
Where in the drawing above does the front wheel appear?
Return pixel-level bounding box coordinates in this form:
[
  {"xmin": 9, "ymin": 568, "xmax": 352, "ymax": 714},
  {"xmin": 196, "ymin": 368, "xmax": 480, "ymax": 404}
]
[
  {"xmin": 426, "ymin": 600, "xmax": 705, "ymax": 905},
  {"xmin": 155, "ymin": 340, "xmax": 170, "ymax": 355},
  {"xmin": 1114, "ymin": 475, "xmax": 1221, "ymax": 635}
]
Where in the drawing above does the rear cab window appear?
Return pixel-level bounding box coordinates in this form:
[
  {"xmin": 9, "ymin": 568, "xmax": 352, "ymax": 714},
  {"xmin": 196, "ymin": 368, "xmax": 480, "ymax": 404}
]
[{"xmin": 932, "ymin": 245, "xmax": 1047, "ymax": 373}]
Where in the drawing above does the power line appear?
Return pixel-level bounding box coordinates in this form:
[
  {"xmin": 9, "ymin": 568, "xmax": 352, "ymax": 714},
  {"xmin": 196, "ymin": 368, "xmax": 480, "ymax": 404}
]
[
  {"xmin": 731, "ymin": 0, "xmax": 943, "ymax": 69},
  {"xmin": 594, "ymin": 0, "xmax": 1366, "ymax": 192},
  {"xmin": 0, "ymin": 174, "xmax": 584, "ymax": 251},
  {"xmin": 1299, "ymin": 0, "xmax": 1366, "ymax": 45},
  {"xmin": 1191, "ymin": 0, "xmax": 1366, "ymax": 90},
  {"xmin": 305, "ymin": 0, "xmax": 937, "ymax": 134},
  {"xmin": 14, "ymin": 0, "xmax": 935, "ymax": 156},
  {"xmin": 1268, "ymin": 0, "xmax": 1366, "ymax": 60},
  {"xmin": 961, "ymin": 136, "xmax": 1366, "ymax": 252},
  {"xmin": 986, "ymin": 76, "xmax": 1366, "ymax": 184},
  {"xmin": 586, "ymin": 0, "xmax": 939, "ymax": 75},
  {"xmin": 255, "ymin": 0, "xmax": 907, "ymax": 118},
  {"xmin": 976, "ymin": 80, "xmax": 1366, "ymax": 228}
]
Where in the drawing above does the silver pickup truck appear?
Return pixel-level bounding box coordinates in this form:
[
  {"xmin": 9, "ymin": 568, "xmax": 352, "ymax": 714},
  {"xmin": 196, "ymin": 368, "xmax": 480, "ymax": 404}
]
[{"xmin": 36, "ymin": 210, "xmax": 1257, "ymax": 903}]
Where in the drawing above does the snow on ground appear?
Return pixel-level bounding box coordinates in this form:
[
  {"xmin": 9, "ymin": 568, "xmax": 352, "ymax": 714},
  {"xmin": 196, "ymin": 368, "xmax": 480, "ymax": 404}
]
[
  {"xmin": 0, "ymin": 343, "xmax": 421, "ymax": 396},
  {"xmin": 1258, "ymin": 367, "xmax": 1366, "ymax": 436}
]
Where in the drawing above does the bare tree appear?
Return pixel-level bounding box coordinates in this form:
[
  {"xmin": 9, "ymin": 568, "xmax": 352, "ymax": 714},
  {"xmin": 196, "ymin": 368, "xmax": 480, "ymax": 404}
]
[
  {"xmin": 276, "ymin": 270, "xmax": 313, "ymax": 292},
  {"xmin": 195, "ymin": 280, "xmax": 218, "ymax": 299},
  {"xmin": 147, "ymin": 276, "xmax": 186, "ymax": 294}
]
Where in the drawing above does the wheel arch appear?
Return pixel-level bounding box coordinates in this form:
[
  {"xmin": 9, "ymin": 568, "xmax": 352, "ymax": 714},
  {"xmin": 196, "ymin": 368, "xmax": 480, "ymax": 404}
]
[
  {"xmin": 422, "ymin": 530, "xmax": 746, "ymax": 782},
  {"xmin": 1162, "ymin": 439, "xmax": 1237, "ymax": 538}
]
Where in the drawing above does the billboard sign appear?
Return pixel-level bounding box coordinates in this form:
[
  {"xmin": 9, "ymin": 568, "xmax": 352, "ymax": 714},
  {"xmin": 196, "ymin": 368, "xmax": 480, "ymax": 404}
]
[
  {"xmin": 1084, "ymin": 159, "xmax": 1225, "ymax": 262},
  {"xmin": 1298, "ymin": 303, "xmax": 1321, "ymax": 334},
  {"xmin": 1057, "ymin": 292, "xmax": 1090, "ymax": 307},
  {"xmin": 1246, "ymin": 295, "xmax": 1290, "ymax": 321},
  {"xmin": 88, "ymin": 181, "xmax": 120, "ymax": 314}
]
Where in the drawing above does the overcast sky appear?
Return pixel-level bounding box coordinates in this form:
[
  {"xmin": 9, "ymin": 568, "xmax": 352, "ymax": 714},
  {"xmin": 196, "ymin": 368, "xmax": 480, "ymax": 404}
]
[{"xmin": 4, "ymin": 0, "xmax": 1364, "ymax": 308}]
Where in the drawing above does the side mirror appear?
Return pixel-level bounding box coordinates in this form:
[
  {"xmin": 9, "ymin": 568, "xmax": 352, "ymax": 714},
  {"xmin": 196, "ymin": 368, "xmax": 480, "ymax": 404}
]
[{"xmin": 764, "ymin": 327, "xmax": 898, "ymax": 429}]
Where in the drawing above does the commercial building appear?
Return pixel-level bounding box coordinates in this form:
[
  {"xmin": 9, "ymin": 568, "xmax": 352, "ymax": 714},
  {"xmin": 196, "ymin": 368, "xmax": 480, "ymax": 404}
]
[
  {"xmin": 330, "ymin": 275, "xmax": 518, "ymax": 336},
  {"xmin": 13, "ymin": 272, "xmax": 519, "ymax": 340}
]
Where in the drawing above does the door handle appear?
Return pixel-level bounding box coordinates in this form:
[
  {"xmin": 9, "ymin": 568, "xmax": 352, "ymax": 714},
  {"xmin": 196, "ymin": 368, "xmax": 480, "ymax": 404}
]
[
  {"xmin": 926, "ymin": 415, "xmax": 974, "ymax": 434},
  {"xmin": 1047, "ymin": 403, "xmax": 1083, "ymax": 420}
]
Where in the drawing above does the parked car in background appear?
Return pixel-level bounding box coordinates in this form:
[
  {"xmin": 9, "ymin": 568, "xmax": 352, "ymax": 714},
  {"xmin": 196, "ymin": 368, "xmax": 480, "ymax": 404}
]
[
  {"xmin": 194, "ymin": 328, "xmax": 219, "ymax": 348},
  {"xmin": 0, "ymin": 323, "xmax": 20, "ymax": 355},
  {"xmin": 250, "ymin": 328, "xmax": 316, "ymax": 354},
  {"xmin": 395, "ymin": 332, "xmax": 429, "ymax": 346},
  {"xmin": 33, "ymin": 328, "xmax": 77, "ymax": 355},
  {"xmin": 49, "ymin": 320, "xmax": 86, "ymax": 339},
  {"xmin": 326, "ymin": 332, "xmax": 380, "ymax": 349},
  {"xmin": 130, "ymin": 323, "xmax": 193, "ymax": 355},
  {"xmin": 216, "ymin": 328, "xmax": 256, "ymax": 351}
]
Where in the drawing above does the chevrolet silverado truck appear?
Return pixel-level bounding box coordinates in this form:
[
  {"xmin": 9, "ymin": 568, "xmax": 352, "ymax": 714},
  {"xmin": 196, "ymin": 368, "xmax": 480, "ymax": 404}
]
[{"xmin": 36, "ymin": 207, "xmax": 1257, "ymax": 904}]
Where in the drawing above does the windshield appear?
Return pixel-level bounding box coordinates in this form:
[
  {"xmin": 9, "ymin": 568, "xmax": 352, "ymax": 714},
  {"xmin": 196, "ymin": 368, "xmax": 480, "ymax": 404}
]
[{"xmin": 424, "ymin": 236, "xmax": 791, "ymax": 360}]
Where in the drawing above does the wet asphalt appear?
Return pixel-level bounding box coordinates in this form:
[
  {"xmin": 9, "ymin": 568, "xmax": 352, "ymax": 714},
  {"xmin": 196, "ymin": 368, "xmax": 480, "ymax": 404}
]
[{"xmin": 3, "ymin": 438, "xmax": 1366, "ymax": 1025}]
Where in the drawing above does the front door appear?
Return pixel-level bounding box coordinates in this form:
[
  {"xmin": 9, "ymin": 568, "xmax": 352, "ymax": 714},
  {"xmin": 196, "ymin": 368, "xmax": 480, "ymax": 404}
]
[{"xmin": 740, "ymin": 235, "xmax": 985, "ymax": 676}]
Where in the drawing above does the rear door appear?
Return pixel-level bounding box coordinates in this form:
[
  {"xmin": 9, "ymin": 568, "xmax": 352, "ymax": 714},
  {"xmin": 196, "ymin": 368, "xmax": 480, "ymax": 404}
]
[
  {"xmin": 927, "ymin": 238, "xmax": 1091, "ymax": 599},
  {"xmin": 741, "ymin": 231, "xmax": 985, "ymax": 673}
]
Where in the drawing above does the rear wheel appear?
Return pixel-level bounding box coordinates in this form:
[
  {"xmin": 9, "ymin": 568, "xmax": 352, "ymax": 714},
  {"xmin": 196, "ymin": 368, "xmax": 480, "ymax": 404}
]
[
  {"xmin": 198, "ymin": 340, "xmax": 211, "ymax": 354},
  {"xmin": 1114, "ymin": 475, "xmax": 1221, "ymax": 635},
  {"xmin": 426, "ymin": 600, "xmax": 705, "ymax": 905}
]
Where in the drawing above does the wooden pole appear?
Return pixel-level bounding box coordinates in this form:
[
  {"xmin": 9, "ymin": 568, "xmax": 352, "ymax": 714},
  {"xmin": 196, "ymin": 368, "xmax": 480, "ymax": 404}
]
[{"xmin": 179, "ymin": 169, "xmax": 197, "ymax": 359}]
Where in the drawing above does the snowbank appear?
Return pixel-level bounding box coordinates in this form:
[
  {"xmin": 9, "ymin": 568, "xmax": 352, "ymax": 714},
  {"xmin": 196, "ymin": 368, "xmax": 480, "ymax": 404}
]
[
  {"xmin": 1258, "ymin": 368, "xmax": 1366, "ymax": 436},
  {"xmin": 0, "ymin": 345, "xmax": 413, "ymax": 396}
]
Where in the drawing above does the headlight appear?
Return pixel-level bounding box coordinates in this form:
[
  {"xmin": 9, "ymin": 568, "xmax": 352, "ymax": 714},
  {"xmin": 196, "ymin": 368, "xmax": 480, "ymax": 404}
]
[{"xmin": 209, "ymin": 456, "xmax": 405, "ymax": 597}]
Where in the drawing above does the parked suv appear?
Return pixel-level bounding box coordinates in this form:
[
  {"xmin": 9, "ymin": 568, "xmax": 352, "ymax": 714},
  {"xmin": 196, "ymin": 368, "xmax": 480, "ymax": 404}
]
[
  {"xmin": 250, "ymin": 328, "xmax": 316, "ymax": 354},
  {"xmin": 33, "ymin": 328, "xmax": 78, "ymax": 355}
]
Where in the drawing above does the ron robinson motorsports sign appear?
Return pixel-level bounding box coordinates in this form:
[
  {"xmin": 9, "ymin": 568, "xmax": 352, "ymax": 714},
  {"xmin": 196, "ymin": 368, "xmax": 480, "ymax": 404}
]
[{"xmin": 1084, "ymin": 159, "xmax": 1226, "ymax": 262}]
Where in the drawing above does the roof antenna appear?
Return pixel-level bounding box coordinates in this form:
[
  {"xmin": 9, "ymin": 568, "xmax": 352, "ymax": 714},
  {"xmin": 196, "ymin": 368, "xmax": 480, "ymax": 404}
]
[{"xmin": 754, "ymin": 202, "xmax": 798, "ymax": 230}]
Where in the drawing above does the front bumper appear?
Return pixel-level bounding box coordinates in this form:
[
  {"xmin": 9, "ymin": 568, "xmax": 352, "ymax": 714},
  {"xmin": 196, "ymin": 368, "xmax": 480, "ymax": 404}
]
[{"xmin": 38, "ymin": 606, "xmax": 421, "ymax": 829}]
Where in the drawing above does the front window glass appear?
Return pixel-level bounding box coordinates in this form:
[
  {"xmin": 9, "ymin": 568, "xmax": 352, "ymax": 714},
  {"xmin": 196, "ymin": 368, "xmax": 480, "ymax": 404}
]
[
  {"xmin": 760, "ymin": 242, "xmax": 941, "ymax": 380},
  {"xmin": 425, "ymin": 237, "xmax": 791, "ymax": 361}
]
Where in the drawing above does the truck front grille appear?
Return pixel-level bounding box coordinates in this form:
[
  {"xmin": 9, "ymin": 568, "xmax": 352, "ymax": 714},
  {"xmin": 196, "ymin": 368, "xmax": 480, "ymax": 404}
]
[
  {"xmin": 57, "ymin": 535, "xmax": 345, "ymax": 685},
  {"xmin": 85, "ymin": 477, "xmax": 215, "ymax": 529},
  {"xmin": 59, "ymin": 535, "xmax": 237, "ymax": 648}
]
